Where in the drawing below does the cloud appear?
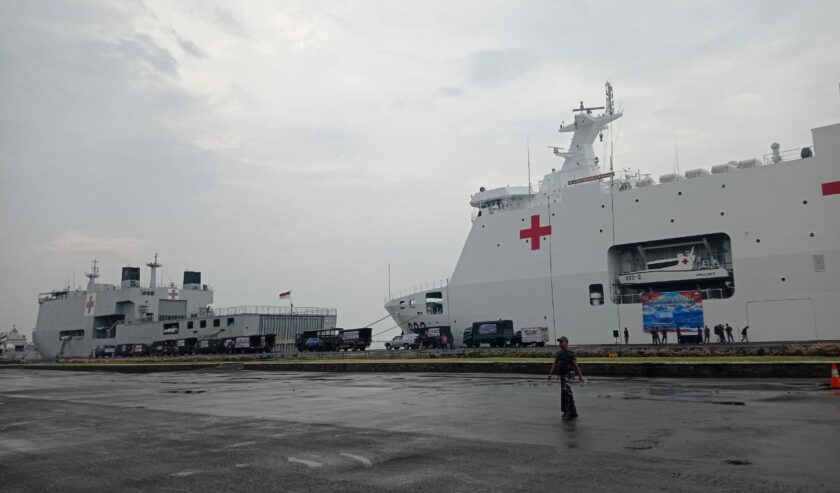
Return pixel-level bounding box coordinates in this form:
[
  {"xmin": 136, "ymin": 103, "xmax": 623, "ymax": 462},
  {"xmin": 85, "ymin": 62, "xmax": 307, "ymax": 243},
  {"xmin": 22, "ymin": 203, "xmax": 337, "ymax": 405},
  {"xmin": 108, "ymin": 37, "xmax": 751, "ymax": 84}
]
[
  {"xmin": 43, "ymin": 231, "xmax": 146, "ymax": 254},
  {"xmin": 463, "ymin": 49, "xmax": 539, "ymax": 87}
]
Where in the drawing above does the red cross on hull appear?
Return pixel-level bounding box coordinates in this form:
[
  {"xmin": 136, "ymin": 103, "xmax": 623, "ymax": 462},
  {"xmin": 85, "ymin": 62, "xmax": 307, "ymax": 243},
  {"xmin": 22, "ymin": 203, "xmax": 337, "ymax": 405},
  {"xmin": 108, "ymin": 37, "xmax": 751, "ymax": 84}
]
[{"xmin": 519, "ymin": 214, "xmax": 552, "ymax": 251}]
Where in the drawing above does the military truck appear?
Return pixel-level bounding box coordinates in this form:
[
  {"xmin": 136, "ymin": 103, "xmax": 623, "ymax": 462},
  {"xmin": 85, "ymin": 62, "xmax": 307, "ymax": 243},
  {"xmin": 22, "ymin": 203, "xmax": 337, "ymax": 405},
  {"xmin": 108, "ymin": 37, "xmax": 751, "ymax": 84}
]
[{"xmin": 462, "ymin": 320, "xmax": 514, "ymax": 348}]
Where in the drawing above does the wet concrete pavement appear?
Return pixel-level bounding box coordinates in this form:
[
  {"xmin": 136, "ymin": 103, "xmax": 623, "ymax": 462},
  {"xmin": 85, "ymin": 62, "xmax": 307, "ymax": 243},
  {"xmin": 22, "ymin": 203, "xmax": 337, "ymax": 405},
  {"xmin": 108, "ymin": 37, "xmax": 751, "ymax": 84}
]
[{"xmin": 1, "ymin": 369, "xmax": 837, "ymax": 492}]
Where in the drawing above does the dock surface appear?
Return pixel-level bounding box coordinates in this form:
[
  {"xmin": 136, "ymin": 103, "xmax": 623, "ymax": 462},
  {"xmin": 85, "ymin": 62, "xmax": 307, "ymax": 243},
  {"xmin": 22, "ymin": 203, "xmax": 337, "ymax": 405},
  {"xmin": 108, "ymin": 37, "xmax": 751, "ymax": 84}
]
[{"xmin": 1, "ymin": 369, "xmax": 837, "ymax": 492}]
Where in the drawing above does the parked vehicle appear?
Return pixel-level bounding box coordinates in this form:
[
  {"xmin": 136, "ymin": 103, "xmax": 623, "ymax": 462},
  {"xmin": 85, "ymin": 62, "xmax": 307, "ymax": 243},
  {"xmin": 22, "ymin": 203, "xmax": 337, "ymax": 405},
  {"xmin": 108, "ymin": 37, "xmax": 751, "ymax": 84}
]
[
  {"xmin": 295, "ymin": 328, "xmax": 373, "ymax": 353},
  {"xmin": 510, "ymin": 327, "xmax": 548, "ymax": 347},
  {"xmin": 463, "ymin": 320, "xmax": 514, "ymax": 348},
  {"xmin": 335, "ymin": 328, "xmax": 373, "ymax": 351},
  {"xmin": 418, "ymin": 326, "xmax": 453, "ymax": 349},
  {"xmin": 385, "ymin": 333, "xmax": 421, "ymax": 350}
]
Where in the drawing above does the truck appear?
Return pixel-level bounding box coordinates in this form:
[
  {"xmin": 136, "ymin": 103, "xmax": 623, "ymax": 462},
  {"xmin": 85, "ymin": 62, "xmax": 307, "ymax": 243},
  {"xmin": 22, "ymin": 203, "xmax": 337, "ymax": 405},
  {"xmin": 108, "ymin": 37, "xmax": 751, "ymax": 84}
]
[
  {"xmin": 510, "ymin": 327, "xmax": 548, "ymax": 347},
  {"xmin": 418, "ymin": 326, "xmax": 453, "ymax": 349},
  {"xmin": 462, "ymin": 320, "xmax": 514, "ymax": 348},
  {"xmin": 295, "ymin": 329, "xmax": 342, "ymax": 352},
  {"xmin": 335, "ymin": 328, "xmax": 373, "ymax": 351}
]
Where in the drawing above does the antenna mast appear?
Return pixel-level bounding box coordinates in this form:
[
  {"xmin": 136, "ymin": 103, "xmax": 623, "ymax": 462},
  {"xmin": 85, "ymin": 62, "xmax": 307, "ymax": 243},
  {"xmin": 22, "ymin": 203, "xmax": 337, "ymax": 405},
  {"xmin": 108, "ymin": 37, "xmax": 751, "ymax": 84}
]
[
  {"xmin": 146, "ymin": 253, "xmax": 162, "ymax": 289},
  {"xmin": 527, "ymin": 137, "xmax": 532, "ymax": 196},
  {"xmin": 85, "ymin": 259, "xmax": 100, "ymax": 291},
  {"xmin": 605, "ymin": 81, "xmax": 616, "ymax": 171}
]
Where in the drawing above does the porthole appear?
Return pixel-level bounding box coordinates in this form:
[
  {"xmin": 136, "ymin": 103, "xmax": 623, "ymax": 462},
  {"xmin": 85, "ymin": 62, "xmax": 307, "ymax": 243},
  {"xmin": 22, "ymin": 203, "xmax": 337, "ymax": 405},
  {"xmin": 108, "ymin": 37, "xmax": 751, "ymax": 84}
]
[
  {"xmin": 720, "ymin": 212, "xmax": 725, "ymax": 216},
  {"xmin": 677, "ymin": 192, "xmax": 682, "ymax": 196},
  {"xmin": 497, "ymin": 243, "xmax": 500, "ymax": 247},
  {"xmin": 781, "ymin": 277, "xmax": 786, "ymax": 282},
  {"xmin": 635, "ymin": 199, "xmax": 639, "ymax": 203},
  {"xmin": 803, "ymin": 200, "xmax": 808, "ymax": 205},
  {"xmin": 670, "ymin": 219, "xmax": 675, "ymax": 223},
  {"xmin": 601, "ymin": 204, "xmax": 605, "ymax": 208},
  {"xmin": 521, "ymin": 218, "xmax": 525, "ymax": 222},
  {"xmin": 756, "ymin": 238, "xmax": 761, "ymax": 243},
  {"xmin": 721, "ymin": 184, "xmax": 726, "ymax": 189},
  {"xmin": 481, "ymin": 225, "xmax": 485, "ymax": 228},
  {"xmin": 809, "ymin": 233, "xmax": 815, "ymax": 237},
  {"xmin": 551, "ymin": 213, "xmax": 555, "ymax": 216},
  {"xmin": 599, "ymin": 229, "xmax": 603, "ymax": 233}
]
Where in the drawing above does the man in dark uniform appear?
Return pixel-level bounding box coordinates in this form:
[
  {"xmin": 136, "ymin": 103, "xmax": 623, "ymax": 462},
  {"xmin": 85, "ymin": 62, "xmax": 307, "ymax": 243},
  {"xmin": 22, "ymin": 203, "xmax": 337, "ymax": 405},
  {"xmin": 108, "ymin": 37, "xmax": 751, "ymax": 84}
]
[
  {"xmin": 548, "ymin": 336, "xmax": 587, "ymax": 420},
  {"xmin": 725, "ymin": 324, "xmax": 734, "ymax": 343},
  {"xmin": 623, "ymin": 327, "xmax": 629, "ymax": 345},
  {"xmin": 703, "ymin": 325, "xmax": 711, "ymax": 343}
]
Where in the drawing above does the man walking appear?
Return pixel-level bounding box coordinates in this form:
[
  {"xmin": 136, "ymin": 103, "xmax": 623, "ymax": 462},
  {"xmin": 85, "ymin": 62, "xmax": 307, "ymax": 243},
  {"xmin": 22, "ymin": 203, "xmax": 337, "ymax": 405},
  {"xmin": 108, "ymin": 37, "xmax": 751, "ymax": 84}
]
[
  {"xmin": 548, "ymin": 336, "xmax": 586, "ymax": 420},
  {"xmin": 740, "ymin": 325, "xmax": 749, "ymax": 343}
]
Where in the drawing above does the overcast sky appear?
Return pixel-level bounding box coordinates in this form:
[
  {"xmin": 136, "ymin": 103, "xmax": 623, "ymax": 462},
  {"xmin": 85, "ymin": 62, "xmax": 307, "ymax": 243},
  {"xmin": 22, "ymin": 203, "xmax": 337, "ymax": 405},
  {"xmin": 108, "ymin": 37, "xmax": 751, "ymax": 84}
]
[{"xmin": 2, "ymin": 0, "xmax": 839, "ymax": 341}]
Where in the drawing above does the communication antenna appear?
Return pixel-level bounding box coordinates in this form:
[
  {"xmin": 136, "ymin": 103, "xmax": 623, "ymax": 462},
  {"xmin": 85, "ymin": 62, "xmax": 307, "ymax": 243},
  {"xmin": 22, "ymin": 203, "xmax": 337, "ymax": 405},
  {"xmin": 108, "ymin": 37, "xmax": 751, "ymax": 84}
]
[
  {"xmin": 673, "ymin": 133, "xmax": 680, "ymax": 175},
  {"xmin": 527, "ymin": 137, "xmax": 532, "ymax": 196}
]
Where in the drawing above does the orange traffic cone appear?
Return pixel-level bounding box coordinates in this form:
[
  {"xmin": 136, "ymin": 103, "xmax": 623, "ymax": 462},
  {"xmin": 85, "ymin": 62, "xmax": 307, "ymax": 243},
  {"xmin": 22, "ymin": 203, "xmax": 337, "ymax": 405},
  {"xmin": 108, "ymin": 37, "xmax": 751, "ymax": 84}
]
[{"xmin": 831, "ymin": 363, "xmax": 840, "ymax": 389}]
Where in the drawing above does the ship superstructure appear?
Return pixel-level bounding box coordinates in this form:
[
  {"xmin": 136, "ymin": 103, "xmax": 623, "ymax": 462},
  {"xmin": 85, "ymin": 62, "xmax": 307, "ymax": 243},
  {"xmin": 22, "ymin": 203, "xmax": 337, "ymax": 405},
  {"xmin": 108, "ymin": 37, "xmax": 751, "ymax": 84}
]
[
  {"xmin": 32, "ymin": 256, "xmax": 337, "ymax": 359},
  {"xmin": 386, "ymin": 83, "xmax": 840, "ymax": 345}
]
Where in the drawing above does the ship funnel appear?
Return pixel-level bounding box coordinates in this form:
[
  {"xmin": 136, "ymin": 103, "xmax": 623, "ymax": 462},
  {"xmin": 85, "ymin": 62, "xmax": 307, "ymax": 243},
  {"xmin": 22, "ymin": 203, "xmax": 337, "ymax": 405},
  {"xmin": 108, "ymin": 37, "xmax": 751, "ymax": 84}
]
[
  {"xmin": 183, "ymin": 271, "xmax": 201, "ymax": 290},
  {"xmin": 121, "ymin": 267, "xmax": 140, "ymax": 288}
]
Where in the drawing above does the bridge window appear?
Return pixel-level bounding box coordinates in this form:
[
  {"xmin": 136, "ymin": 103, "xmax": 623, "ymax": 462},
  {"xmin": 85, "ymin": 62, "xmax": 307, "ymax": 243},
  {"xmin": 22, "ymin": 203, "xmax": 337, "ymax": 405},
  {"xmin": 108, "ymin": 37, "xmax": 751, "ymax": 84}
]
[
  {"xmin": 426, "ymin": 292, "xmax": 443, "ymax": 315},
  {"xmin": 187, "ymin": 321, "xmax": 194, "ymax": 329},
  {"xmin": 227, "ymin": 317, "xmax": 235, "ymax": 326},
  {"xmin": 589, "ymin": 284, "xmax": 604, "ymax": 306},
  {"xmin": 213, "ymin": 318, "xmax": 221, "ymax": 327},
  {"xmin": 163, "ymin": 322, "xmax": 180, "ymax": 335},
  {"xmin": 409, "ymin": 299, "xmax": 416, "ymax": 308},
  {"xmin": 399, "ymin": 300, "xmax": 405, "ymax": 310},
  {"xmin": 200, "ymin": 320, "xmax": 207, "ymax": 328}
]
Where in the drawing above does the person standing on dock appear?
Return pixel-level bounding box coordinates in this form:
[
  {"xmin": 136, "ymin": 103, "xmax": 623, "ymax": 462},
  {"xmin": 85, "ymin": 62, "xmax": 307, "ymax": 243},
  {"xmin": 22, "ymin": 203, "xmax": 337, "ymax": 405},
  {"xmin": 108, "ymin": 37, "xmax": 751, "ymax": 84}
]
[
  {"xmin": 740, "ymin": 326, "xmax": 749, "ymax": 343},
  {"xmin": 704, "ymin": 325, "xmax": 710, "ymax": 344},
  {"xmin": 623, "ymin": 327, "xmax": 629, "ymax": 345},
  {"xmin": 661, "ymin": 329, "xmax": 668, "ymax": 344},
  {"xmin": 725, "ymin": 324, "xmax": 734, "ymax": 343},
  {"xmin": 548, "ymin": 336, "xmax": 586, "ymax": 420}
]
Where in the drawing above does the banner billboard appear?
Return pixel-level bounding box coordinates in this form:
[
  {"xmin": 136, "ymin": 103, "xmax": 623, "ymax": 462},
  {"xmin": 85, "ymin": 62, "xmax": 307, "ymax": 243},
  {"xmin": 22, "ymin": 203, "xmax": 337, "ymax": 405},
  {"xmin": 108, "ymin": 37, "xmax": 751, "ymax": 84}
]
[{"xmin": 642, "ymin": 291, "xmax": 704, "ymax": 332}]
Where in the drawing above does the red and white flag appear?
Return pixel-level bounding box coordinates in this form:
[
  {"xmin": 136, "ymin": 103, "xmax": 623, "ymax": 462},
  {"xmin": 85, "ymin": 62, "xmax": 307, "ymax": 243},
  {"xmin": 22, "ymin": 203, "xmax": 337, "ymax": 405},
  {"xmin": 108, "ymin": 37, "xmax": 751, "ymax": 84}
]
[{"xmin": 278, "ymin": 290, "xmax": 291, "ymax": 299}]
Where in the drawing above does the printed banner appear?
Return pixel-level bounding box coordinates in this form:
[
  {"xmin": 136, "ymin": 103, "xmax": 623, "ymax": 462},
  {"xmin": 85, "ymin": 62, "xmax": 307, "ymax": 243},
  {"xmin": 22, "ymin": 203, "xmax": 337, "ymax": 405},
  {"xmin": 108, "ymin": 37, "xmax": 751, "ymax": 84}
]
[{"xmin": 642, "ymin": 291, "xmax": 704, "ymax": 332}]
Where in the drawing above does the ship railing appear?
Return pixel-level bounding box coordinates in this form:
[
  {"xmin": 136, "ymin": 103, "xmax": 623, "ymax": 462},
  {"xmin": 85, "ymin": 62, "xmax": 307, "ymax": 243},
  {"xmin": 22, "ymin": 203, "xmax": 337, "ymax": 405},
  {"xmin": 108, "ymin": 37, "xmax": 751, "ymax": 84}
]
[
  {"xmin": 613, "ymin": 288, "xmax": 732, "ymax": 305},
  {"xmin": 386, "ymin": 279, "xmax": 450, "ymax": 303},
  {"xmin": 470, "ymin": 197, "xmax": 532, "ymax": 222},
  {"xmin": 762, "ymin": 146, "xmax": 814, "ymax": 165},
  {"xmin": 212, "ymin": 306, "xmax": 337, "ymax": 317}
]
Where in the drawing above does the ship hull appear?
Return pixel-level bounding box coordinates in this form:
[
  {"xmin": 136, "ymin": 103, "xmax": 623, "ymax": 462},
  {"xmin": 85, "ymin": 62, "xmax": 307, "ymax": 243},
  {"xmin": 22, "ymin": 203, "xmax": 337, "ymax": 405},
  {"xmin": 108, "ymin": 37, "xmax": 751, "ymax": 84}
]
[{"xmin": 386, "ymin": 123, "xmax": 840, "ymax": 345}]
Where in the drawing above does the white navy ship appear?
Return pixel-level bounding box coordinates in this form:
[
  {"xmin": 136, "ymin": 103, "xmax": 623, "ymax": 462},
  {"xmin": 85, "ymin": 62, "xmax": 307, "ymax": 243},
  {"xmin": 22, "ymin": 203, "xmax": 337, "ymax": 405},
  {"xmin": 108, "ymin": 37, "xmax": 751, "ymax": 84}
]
[
  {"xmin": 386, "ymin": 83, "xmax": 840, "ymax": 345},
  {"xmin": 0, "ymin": 325, "xmax": 39, "ymax": 361},
  {"xmin": 32, "ymin": 255, "xmax": 337, "ymax": 359}
]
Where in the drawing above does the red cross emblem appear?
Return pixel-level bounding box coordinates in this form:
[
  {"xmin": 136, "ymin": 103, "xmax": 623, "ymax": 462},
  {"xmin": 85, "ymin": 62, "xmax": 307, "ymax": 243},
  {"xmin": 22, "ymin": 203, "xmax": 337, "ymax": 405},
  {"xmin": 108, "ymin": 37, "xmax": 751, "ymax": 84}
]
[
  {"xmin": 681, "ymin": 257, "xmax": 689, "ymax": 265},
  {"xmin": 519, "ymin": 214, "xmax": 552, "ymax": 251},
  {"xmin": 85, "ymin": 295, "xmax": 95, "ymax": 314},
  {"xmin": 168, "ymin": 289, "xmax": 179, "ymax": 299}
]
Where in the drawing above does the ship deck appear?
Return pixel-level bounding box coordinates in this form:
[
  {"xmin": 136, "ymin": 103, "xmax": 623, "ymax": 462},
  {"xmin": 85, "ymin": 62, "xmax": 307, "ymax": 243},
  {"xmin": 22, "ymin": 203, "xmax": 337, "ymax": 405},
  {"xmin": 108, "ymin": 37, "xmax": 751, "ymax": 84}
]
[{"xmin": 1, "ymin": 369, "xmax": 837, "ymax": 492}]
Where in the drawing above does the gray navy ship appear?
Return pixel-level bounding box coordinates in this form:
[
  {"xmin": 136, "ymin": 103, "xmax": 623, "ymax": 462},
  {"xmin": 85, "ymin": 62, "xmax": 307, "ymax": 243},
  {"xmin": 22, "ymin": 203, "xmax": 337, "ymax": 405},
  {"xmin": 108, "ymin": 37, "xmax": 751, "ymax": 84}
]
[{"xmin": 32, "ymin": 255, "xmax": 337, "ymax": 359}]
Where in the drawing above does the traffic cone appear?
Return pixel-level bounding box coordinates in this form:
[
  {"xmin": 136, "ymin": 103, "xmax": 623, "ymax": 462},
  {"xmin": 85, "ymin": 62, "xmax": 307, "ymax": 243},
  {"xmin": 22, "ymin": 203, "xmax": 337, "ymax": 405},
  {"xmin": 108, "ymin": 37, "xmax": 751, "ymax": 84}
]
[{"xmin": 831, "ymin": 363, "xmax": 840, "ymax": 389}]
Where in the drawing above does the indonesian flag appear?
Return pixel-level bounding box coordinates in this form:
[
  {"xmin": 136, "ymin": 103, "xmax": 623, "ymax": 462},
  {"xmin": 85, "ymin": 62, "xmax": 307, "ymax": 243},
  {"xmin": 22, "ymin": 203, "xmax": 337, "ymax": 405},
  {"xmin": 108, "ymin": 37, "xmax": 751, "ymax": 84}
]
[{"xmin": 278, "ymin": 290, "xmax": 291, "ymax": 299}]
